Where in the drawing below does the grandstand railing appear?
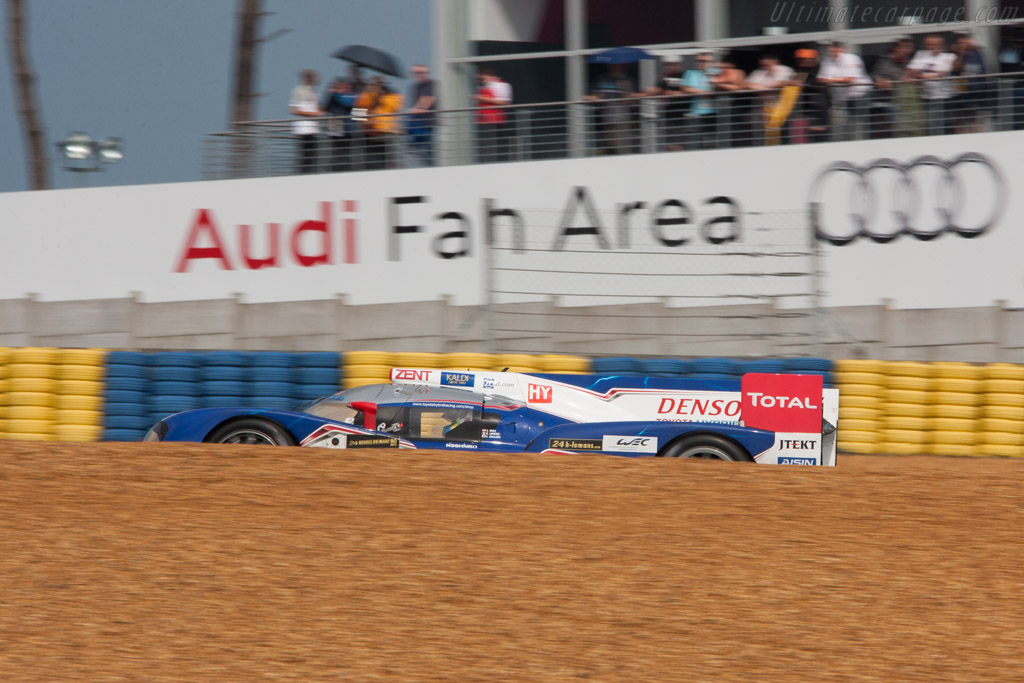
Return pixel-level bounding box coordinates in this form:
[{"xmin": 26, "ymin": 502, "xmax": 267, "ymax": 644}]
[{"xmin": 203, "ymin": 71, "xmax": 1024, "ymax": 179}]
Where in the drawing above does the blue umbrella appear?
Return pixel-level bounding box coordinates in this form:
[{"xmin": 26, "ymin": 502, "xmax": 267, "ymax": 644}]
[{"xmin": 586, "ymin": 47, "xmax": 655, "ymax": 64}]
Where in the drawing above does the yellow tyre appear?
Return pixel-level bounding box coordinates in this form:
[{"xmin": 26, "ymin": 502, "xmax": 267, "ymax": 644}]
[
  {"xmin": 443, "ymin": 352, "xmax": 494, "ymax": 367},
  {"xmin": 56, "ymin": 394, "xmax": 103, "ymax": 411},
  {"xmin": 7, "ymin": 363, "xmax": 57, "ymax": 379},
  {"xmin": 55, "ymin": 409, "xmax": 102, "ymax": 427},
  {"xmin": 60, "ymin": 364, "xmax": 105, "ymax": 382},
  {"xmin": 503, "ymin": 366, "xmax": 540, "ymax": 374},
  {"xmin": 837, "ymin": 429, "xmax": 879, "ymax": 444},
  {"xmin": 840, "ymin": 418, "xmax": 877, "ymax": 432},
  {"xmin": 885, "ymin": 361, "xmax": 932, "ymax": 378},
  {"xmin": 60, "ymin": 349, "xmax": 106, "ymax": 365},
  {"xmin": 496, "ymin": 354, "xmax": 536, "ymax": 368},
  {"xmin": 839, "ymin": 406, "xmax": 879, "ymax": 420},
  {"xmin": 933, "ymin": 404, "xmax": 977, "ymax": 420},
  {"xmin": 979, "ymin": 431, "xmax": 1022, "ymax": 446},
  {"xmin": 839, "ymin": 394, "xmax": 882, "ymax": 410},
  {"xmin": 982, "ymin": 378, "xmax": 1024, "ymax": 394},
  {"xmin": 985, "ymin": 392, "xmax": 1024, "ymax": 408},
  {"xmin": 984, "ymin": 405, "xmax": 1024, "ymax": 421},
  {"xmin": 342, "ymin": 376, "xmax": 383, "ymax": 388},
  {"xmin": 839, "ymin": 383, "xmax": 885, "ymax": 399},
  {"xmin": 7, "ymin": 406, "xmax": 54, "ymax": 421},
  {"xmin": 979, "ymin": 418, "xmax": 1024, "ymax": 435},
  {"xmin": 8, "ymin": 378, "xmax": 57, "ymax": 394},
  {"xmin": 984, "ymin": 363, "xmax": 1024, "ymax": 381},
  {"xmin": 887, "ymin": 376, "xmax": 932, "ymax": 391},
  {"xmin": 10, "ymin": 347, "xmax": 59, "ymax": 364},
  {"xmin": 837, "ymin": 441, "xmax": 880, "ymax": 454},
  {"xmin": 344, "ymin": 350, "xmax": 396, "ymax": 366},
  {"xmin": 929, "ymin": 442, "xmax": 977, "ymax": 456},
  {"xmin": 0, "ymin": 347, "xmax": 9, "ymax": 364},
  {"xmin": 883, "ymin": 429, "xmax": 929, "ymax": 444},
  {"xmin": 343, "ymin": 364, "xmax": 394, "ymax": 379},
  {"xmin": 936, "ymin": 378, "xmax": 980, "ymax": 394},
  {"xmin": 932, "ymin": 430, "xmax": 976, "ymax": 446},
  {"xmin": 3, "ymin": 432, "xmax": 55, "ymax": 442},
  {"xmin": 930, "ymin": 417, "xmax": 977, "ymax": 433},
  {"xmin": 393, "ymin": 352, "xmax": 442, "ymax": 368},
  {"xmin": 933, "ymin": 391, "xmax": 979, "ymax": 407},
  {"xmin": 887, "ymin": 402, "xmax": 931, "ymax": 418},
  {"xmin": 835, "ymin": 359, "xmax": 886, "ymax": 374},
  {"xmin": 933, "ymin": 362, "xmax": 981, "ymax": 380},
  {"xmin": 6, "ymin": 391, "xmax": 56, "ymax": 407},
  {"xmin": 6, "ymin": 418, "xmax": 54, "ymax": 434},
  {"xmin": 884, "ymin": 416, "xmax": 929, "ymax": 431},
  {"xmin": 885, "ymin": 389, "xmax": 929, "ymax": 405},
  {"xmin": 537, "ymin": 354, "xmax": 591, "ymax": 372},
  {"xmin": 59, "ymin": 380, "xmax": 104, "ymax": 396},
  {"xmin": 978, "ymin": 443, "xmax": 1024, "ymax": 457},
  {"xmin": 881, "ymin": 441, "xmax": 926, "ymax": 455},
  {"xmin": 835, "ymin": 371, "xmax": 884, "ymax": 386},
  {"xmin": 53, "ymin": 424, "xmax": 103, "ymax": 442}
]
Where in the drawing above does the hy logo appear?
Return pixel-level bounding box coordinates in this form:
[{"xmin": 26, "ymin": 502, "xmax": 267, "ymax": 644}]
[{"xmin": 528, "ymin": 384, "xmax": 553, "ymax": 403}]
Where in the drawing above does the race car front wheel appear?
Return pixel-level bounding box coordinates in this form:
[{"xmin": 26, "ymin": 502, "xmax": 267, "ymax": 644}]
[
  {"xmin": 658, "ymin": 434, "xmax": 752, "ymax": 462},
  {"xmin": 206, "ymin": 418, "xmax": 298, "ymax": 446}
]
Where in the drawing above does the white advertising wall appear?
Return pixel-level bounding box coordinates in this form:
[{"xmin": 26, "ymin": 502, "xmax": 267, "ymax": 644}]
[{"xmin": 0, "ymin": 129, "xmax": 1019, "ymax": 308}]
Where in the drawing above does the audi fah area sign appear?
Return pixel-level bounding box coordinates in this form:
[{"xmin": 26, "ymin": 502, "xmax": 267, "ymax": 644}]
[{"xmin": 0, "ymin": 130, "xmax": 1019, "ymax": 309}]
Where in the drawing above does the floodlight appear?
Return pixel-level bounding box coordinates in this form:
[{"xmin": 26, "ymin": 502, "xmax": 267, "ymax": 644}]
[
  {"xmin": 61, "ymin": 131, "xmax": 94, "ymax": 160},
  {"xmin": 97, "ymin": 137, "xmax": 124, "ymax": 163}
]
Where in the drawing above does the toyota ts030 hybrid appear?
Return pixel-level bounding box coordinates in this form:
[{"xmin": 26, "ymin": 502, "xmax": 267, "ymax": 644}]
[{"xmin": 144, "ymin": 369, "xmax": 839, "ymax": 465}]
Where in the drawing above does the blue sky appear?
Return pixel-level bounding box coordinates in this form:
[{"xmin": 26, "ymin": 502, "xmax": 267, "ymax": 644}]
[{"xmin": 0, "ymin": 0, "xmax": 432, "ymax": 192}]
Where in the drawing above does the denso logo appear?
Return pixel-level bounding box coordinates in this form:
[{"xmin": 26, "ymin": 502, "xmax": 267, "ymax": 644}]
[
  {"xmin": 175, "ymin": 201, "xmax": 360, "ymax": 272},
  {"xmin": 393, "ymin": 369, "xmax": 431, "ymax": 381},
  {"xmin": 741, "ymin": 373, "xmax": 823, "ymax": 433},
  {"xmin": 656, "ymin": 397, "xmax": 740, "ymax": 419},
  {"xmin": 528, "ymin": 384, "xmax": 553, "ymax": 403}
]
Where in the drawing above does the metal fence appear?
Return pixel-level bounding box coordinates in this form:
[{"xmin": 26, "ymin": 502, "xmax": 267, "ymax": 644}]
[{"xmin": 203, "ymin": 71, "xmax": 1024, "ymax": 179}]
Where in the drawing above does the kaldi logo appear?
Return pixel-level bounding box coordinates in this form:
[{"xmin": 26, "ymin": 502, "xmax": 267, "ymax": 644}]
[
  {"xmin": 741, "ymin": 373, "xmax": 823, "ymax": 433},
  {"xmin": 393, "ymin": 369, "xmax": 431, "ymax": 382},
  {"xmin": 175, "ymin": 201, "xmax": 359, "ymax": 272},
  {"xmin": 656, "ymin": 396, "xmax": 740, "ymax": 420},
  {"xmin": 528, "ymin": 384, "xmax": 552, "ymax": 403}
]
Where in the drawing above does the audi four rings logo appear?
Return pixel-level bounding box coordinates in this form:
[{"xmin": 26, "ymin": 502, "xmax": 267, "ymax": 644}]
[{"xmin": 808, "ymin": 153, "xmax": 1006, "ymax": 246}]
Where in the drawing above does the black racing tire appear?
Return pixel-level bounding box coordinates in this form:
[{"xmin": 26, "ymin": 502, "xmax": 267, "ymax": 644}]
[
  {"xmin": 657, "ymin": 434, "xmax": 753, "ymax": 462},
  {"xmin": 205, "ymin": 418, "xmax": 298, "ymax": 446}
]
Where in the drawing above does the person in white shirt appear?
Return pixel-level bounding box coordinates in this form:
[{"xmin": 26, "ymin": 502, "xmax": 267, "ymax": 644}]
[
  {"xmin": 816, "ymin": 41, "xmax": 872, "ymax": 141},
  {"xmin": 289, "ymin": 69, "xmax": 323, "ymax": 174},
  {"xmin": 906, "ymin": 35, "xmax": 957, "ymax": 135},
  {"xmin": 747, "ymin": 54, "xmax": 795, "ymax": 143}
]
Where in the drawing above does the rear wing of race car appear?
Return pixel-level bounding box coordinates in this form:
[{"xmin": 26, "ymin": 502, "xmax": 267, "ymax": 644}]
[{"xmin": 389, "ymin": 368, "xmax": 839, "ymax": 466}]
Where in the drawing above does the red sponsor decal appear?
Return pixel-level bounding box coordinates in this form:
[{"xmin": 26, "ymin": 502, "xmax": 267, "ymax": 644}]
[
  {"xmin": 528, "ymin": 384, "xmax": 552, "ymax": 403},
  {"xmin": 175, "ymin": 201, "xmax": 358, "ymax": 273},
  {"xmin": 393, "ymin": 369, "xmax": 431, "ymax": 381},
  {"xmin": 741, "ymin": 373, "xmax": 822, "ymax": 433},
  {"xmin": 656, "ymin": 396, "xmax": 740, "ymax": 419}
]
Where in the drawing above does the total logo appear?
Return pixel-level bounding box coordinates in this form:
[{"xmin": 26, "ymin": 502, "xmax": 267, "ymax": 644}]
[
  {"xmin": 528, "ymin": 384, "xmax": 553, "ymax": 403},
  {"xmin": 741, "ymin": 373, "xmax": 823, "ymax": 433}
]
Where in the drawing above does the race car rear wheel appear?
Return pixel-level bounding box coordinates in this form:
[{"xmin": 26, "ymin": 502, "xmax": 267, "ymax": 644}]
[
  {"xmin": 206, "ymin": 418, "xmax": 298, "ymax": 446},
  {"xmin": 658, "ymin": 434, "xmax": 752, "ymax": 461}
]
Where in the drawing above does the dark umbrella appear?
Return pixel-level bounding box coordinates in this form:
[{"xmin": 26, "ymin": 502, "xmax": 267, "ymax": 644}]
[
  {"xmin": 586, "ymin": 46, "xmax": 655, "ymax": 64},
  {"xmin": 331, "ymin": 44, "xmax": 405, "ymax": 78}
]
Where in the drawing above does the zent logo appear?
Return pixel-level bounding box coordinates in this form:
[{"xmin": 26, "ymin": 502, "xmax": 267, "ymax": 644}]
[
  {"xmin": 528, "ymin": 384, "xmax": 553, "ymax": 403},
  {"xmin": 393, "ymin": 369, "xmax": 430, "ymax": 381},
  {"xmin": 741, "ymin": 373, "xmax": 823, "ymax": 433}
]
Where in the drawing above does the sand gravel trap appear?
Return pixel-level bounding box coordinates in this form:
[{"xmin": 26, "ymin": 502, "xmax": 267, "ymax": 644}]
[{"xmin": 1, "ymin": 441, "xmax": 1022, "ymax": 681}]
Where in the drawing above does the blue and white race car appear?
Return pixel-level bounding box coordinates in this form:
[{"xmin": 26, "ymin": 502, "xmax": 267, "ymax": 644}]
[{"xmin": 145, "ymin": 368, "xmax": 839, "ymax": 465}]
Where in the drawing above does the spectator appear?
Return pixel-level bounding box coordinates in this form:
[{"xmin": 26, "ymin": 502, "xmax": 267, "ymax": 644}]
[
  {"xmin": 816, "ymin": 41, "xmax": 872, "ymax": 140},
  {"xmin": 322, "ymin": 78, "xmax": 356, "ymax": 172},
  {"xmin": 289, "ymin": 69, "xmax": 322, "ymax": 174},
  {"xmin": 747, "ymin": 54, "xmax": 795, "ymax": 145},
  {"xmin": 790, "ymin": 48, "xmax": 830, "ymax": 143},
  {"xmin": 345, "ymin": 66, "xmax": 368, "ymax": 165},
  {"xmin": 585, "ymin": 64, "xmax": 638, "ymax": 155},
  {"xmin": 681, "ymin": 52, "xmax": 718, "ymax": 148},
  {"xmin": 906, "ymin": 35, "xmax": 957, "ymax": 135},
  {"xmin": 649, "ymin": 56, "xmax": 687, "ymax": 151},
  {"xmin": 407, "ymin": 64, "xmax": 439, "ymax": 166},
  {"xmin": 871, "ymin": 38, "xmax": 914, "ymax": 138},
  {"xmin": 951, "ymin": 33, "xmax": 990, "ymax": 133},
  {"xmin": 473, "ymin": 68, "xmax": 513, "ymax": 162},
  {"xmin": 355, "ymin": 76, "xmax": 404, "ymax": 169},
  {"xmin": 712, "ymin": 53, "xmax": 751, "ymax": 146}
]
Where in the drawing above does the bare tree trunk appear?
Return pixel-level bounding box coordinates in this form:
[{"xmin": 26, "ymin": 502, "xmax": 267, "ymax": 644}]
[
  {"xmin": 6, "ymin": 0, "xmax": 51, "ymax": 190},
  {"xmin": 228, "ymin": 0, "xmax": 262, "ymax": 176}
]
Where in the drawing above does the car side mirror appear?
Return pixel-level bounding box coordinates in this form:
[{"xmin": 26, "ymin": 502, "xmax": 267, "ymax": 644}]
[{"xmin": 349, "ymin": 401, "xmax": 378, "ymax": 430}]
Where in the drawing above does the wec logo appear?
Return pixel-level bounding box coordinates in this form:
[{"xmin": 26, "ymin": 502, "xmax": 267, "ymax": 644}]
[
  {"xmin": 528, "ymin": 384, "xmax": 552, "ymax": 403},
  {"xmin": 603, "ymin": 434, "xmax": 658, "ymax": 453},
  {"xmin": 616, "ymin": 437, "xmax": 652, "ymax": 447}
]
